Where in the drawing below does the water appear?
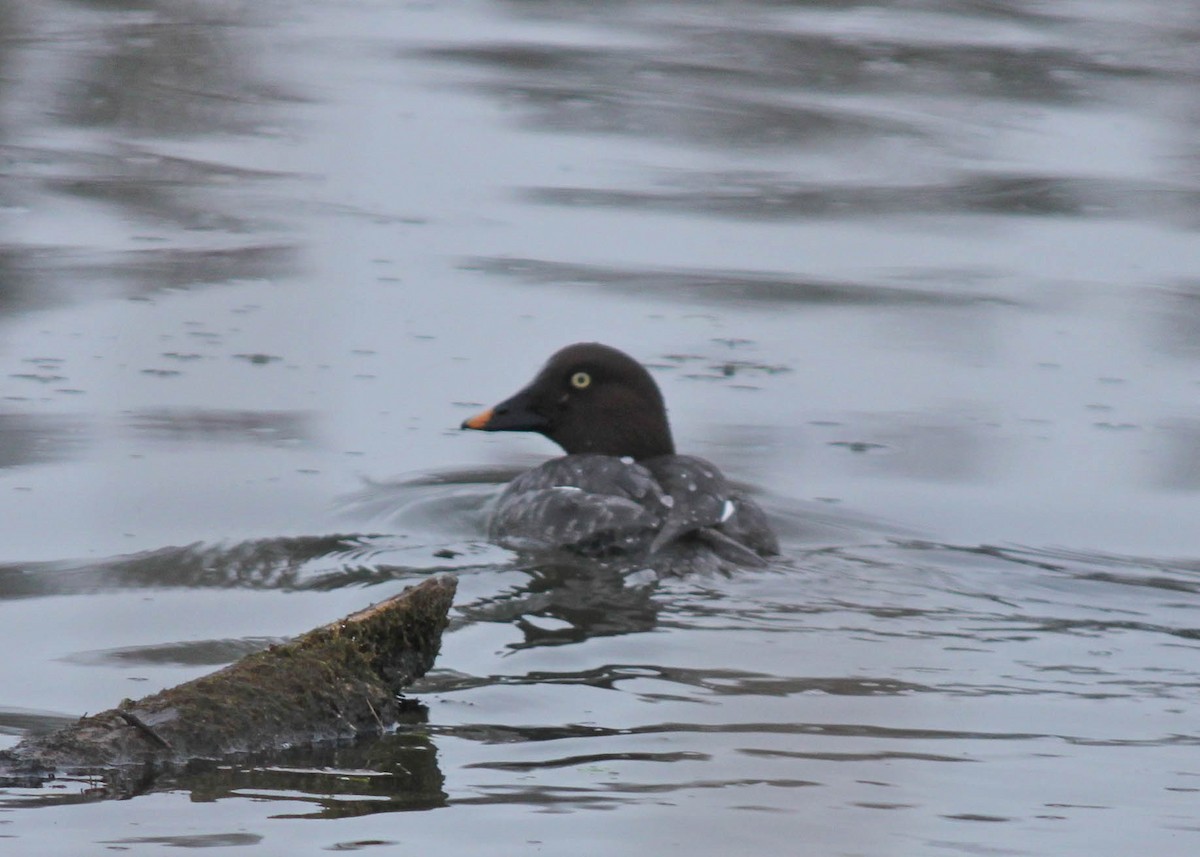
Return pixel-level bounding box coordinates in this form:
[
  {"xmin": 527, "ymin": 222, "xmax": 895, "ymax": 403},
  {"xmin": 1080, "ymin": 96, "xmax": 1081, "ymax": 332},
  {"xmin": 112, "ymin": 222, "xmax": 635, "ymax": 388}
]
[{"xmin": 2, "ymin": 0, "xmax": 1199, "ymax": 853}]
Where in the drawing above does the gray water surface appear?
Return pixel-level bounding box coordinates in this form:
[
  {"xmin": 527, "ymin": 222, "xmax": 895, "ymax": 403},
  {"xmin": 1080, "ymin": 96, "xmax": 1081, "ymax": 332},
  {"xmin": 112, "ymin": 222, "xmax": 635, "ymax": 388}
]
[{"xmin": 1, "ymin": 0, "xmax": 1199, "ymax": 854}]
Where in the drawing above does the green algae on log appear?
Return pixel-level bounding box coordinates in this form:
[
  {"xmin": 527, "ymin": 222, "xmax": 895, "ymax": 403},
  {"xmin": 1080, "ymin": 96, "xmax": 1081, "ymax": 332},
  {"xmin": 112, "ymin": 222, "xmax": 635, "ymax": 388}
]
[{"xmin": 1, "ymin": 575, "xmax": 456, "ymax": 780}]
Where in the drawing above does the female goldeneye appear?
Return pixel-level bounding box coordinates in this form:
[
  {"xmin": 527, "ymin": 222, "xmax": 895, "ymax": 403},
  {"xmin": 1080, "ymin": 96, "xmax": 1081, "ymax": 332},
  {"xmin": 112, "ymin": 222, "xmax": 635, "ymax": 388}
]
[{"xmin": 461, "ymin": 343, "xmax": 779, "ymax": 573}]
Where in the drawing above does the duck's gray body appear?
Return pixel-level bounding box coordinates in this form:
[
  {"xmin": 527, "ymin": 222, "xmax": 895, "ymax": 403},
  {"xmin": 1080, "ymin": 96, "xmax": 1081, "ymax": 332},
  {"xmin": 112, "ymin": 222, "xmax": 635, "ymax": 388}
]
[{"xmin": 488, "ymin": 453, "xmax": 777, "ymax": 573}]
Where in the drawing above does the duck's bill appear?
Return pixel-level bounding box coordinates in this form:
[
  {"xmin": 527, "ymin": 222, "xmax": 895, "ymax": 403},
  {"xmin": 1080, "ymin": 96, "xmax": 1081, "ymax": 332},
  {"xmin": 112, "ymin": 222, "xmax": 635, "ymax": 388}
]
[
  {"xmin": 461, "ymin": 390, "xmax": 549, "ymax": 433},
  {"xmin": 461, "ymin": 408, "xmax": 496, "ymax": 430}
]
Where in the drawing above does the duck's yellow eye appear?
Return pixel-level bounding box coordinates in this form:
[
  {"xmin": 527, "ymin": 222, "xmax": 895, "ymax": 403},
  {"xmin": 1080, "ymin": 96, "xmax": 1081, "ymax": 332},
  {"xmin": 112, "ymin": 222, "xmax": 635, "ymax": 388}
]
[{"xmin": 570, "ymin": 371, "xmax": 591, "ymax": 389}]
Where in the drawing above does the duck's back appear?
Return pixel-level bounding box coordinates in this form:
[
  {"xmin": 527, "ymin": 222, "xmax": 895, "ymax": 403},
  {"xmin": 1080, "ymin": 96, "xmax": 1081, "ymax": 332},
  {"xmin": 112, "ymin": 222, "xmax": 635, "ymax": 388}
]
[
  {"xmin": 487, "ymin": 453, "xmax": 777, "ymax": 572},
  {"xmin": 487, "ymin": 454, "xmax": 666, "ymax": 556},
  {"xmin": 644, "ymin": 455, "xmax": 779, "ymax": 562}
]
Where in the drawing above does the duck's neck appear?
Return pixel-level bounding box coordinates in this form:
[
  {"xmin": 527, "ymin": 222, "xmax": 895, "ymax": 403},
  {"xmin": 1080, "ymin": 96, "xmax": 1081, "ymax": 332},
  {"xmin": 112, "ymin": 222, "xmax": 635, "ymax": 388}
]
[{"xmin": 555, "ymin": 405, "xmax": 674, "ymax": 460}]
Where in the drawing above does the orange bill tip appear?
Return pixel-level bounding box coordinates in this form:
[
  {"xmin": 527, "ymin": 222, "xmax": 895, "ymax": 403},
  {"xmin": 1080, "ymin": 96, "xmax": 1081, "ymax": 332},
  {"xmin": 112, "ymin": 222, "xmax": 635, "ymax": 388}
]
[{"xmin": 462, "ymin": 408, "xmax": 494, "ymax": 430}]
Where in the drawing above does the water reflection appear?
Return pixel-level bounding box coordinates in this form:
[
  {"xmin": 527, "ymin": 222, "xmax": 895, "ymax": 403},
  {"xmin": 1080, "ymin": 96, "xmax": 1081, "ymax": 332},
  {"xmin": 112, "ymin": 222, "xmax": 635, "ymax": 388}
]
[
  {"xmin": 2, "ymin": 727, "xmax": 447, "ymax": 816},
  {"xmin": 182, "ymin": 732, "xmax": 447, "ymax": 819},
  {"xmin": 464, "ymin": 256, "xmax": 1005, "ymax": 306},
  {"xmin": 0, "ymin": 709, "xmax": 75, "ymax": 739},
  {"xmin": 526, "ymin": 173, "xmax": 1200, "ymax": 224},
  {"xmin": 53, "ymin": 0, "xmax": 291, "ymax": 137},
  {"xmin": 418, "ymin": 13, "xmax": 1156, "ymax": 146},
  {"xmin": 127, "ymin": 407, "xmax": 315, "ymax": 446},
  {"xmin": 61, "ymin": 636, "xmax": 285, "ymax": 668},
  {"xmin": 459, "ymin": 562, "xmax": 662, "ymax": 648},
  {"xmin": 0, "ymin": 200, "xmax": 298, "ymax": 309},
  {"xmin": 0, "ymin": 413, "xmax": 86, "ymax": 467},
  {"xmin": 0, "ymin": 0, "xmax": 299, "ymax": 316},
  {"xmin": 841, "ymin": 416, "xmax": 999, "ymax": 483},
  {"xmin": 1156, "ymin": 419, "xmax": 1200, "ymax": 490},
  {"xmin": 0, "ymin": 535, "xmax": 397, "ymax": 598},
  {"xmin": 1151, "ymin": 285, "xmax": 1200, "ymax": 360}
]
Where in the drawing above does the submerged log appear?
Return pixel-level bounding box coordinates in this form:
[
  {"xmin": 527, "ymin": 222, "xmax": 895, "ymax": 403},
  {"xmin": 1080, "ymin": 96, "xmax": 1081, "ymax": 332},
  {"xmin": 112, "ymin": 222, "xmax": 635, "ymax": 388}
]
[{"xmin": 1, "ymin": 575, "xmax": 456, "ymax": 783}]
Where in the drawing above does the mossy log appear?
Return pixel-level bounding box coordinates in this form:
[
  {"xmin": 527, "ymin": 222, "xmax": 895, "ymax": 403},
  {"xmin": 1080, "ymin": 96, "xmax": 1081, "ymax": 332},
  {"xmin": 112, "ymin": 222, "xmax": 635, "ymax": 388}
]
[{"xmin": 1, "ymin": 575, "xmax": 456, "ymax": 783}]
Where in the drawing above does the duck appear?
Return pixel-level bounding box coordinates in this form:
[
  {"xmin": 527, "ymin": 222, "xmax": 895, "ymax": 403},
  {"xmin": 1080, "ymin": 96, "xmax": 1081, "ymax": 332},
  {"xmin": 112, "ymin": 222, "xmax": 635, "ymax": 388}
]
[{"xmin": 461, "ymin": 342, "xmax": 779, "ymax": 574}]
